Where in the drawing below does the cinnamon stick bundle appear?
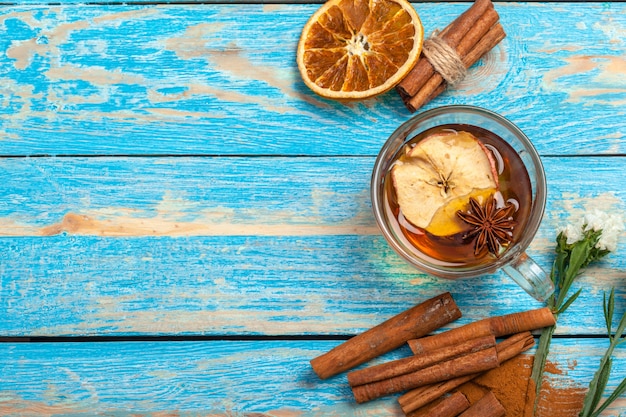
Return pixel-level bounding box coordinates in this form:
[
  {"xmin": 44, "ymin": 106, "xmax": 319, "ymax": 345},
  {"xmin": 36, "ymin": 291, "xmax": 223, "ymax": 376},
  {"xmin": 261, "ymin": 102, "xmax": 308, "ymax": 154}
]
[
  {"xmin": 458, "ymin": 391, "xmax": 505, "ymax": 417},
  {"xmin": 310, "ymin": 292, "xmax": 461, "ymax": 379},
  {"xmin": 347, "ymin": 334, "xmax": 495, "ymax": 387},
  {"xmin": 398, "ymin": 332, "xmax": 535, "ymax": 414},
  {"xmin": 398, "ymin": 0, "xmax": 495, "ymax": 98},
  {"xmin": 351, "ymin": 346, "xmax": 499, "ymax": 403},
  {"xmin": 407, "ymin": 307, "xmax": 555, "ymax": 355},
  {"xmin": 408, "ymin": 391, "xmax": 470, "ymax": 417},
  {"xmin": 396, "ymin": 0, "xmax": 506, "ymax": 112},
  {"xmin": 406, "ymin": 23, "xmax": 506, "ymax": 112}
]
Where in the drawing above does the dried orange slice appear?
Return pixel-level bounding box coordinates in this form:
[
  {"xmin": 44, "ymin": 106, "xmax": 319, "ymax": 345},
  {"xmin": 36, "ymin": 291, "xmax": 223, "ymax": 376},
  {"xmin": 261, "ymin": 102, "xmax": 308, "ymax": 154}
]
[{"xmin": 296, "ymin": 0, "xmax": 424, "ymax": 100}]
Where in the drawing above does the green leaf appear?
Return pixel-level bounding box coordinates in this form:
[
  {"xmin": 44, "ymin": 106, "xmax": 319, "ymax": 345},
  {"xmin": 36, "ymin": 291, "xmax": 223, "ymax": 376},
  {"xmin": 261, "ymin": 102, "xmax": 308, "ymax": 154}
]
[
  {"xmin": 557, "ymin": 288, "xmax": 582, "ymax": 315},
  {"xmin": 580, "ymin": 290, "xmax": 626, "ymax": 417},
  {"xmin": 580, "ymin": 229, "xmax": 609, "ymax": 268},
  {"xmin": 581, "ymin": 357, "xmax": 612, "ymax": 416},
  {"xmin": 614, "ymin": 307, "xmax": 626, "ymax": 341},
  {"xmin": 609, "ymin": 293, "xmax": 626, "ymax": 345},
  {"xmin": 555, "ymin": 239, "xmax": 591, "ymax": 308},
  {"xmin": 594, "ymin": 359, "xmax": 612, "ymax": 406},
  {"xmin": 603, "ymin": 290, "xmax": 614, "ymax": 335},
  {"xmin": 590, "ymin": 377, "xmax": 626, "ymax": 417},
  {"xmin": 531, "ymin": 325, "xmax": 556, "ymax": 413},
  {"xmin": 565, "ymin": 239, "xmax": 591, "ymax": 278}
]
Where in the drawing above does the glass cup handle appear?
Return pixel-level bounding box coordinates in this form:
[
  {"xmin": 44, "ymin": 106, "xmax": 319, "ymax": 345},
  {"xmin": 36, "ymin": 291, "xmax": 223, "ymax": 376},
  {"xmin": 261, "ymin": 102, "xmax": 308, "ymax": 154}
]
[{"xmin": 502, "ymin": 252, "xmax": 555, "ymax": 302}]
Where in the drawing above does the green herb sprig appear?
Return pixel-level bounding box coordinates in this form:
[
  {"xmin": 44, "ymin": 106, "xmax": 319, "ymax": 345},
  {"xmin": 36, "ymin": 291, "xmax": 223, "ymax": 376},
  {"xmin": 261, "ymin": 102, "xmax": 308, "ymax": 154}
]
[
  {"xmin": 579, "ymin": 289, "xmax": 626, "ymax": 417},
  {"xmin": 529, "ymin": 209, "xmax": 624, "ymax": 415}
]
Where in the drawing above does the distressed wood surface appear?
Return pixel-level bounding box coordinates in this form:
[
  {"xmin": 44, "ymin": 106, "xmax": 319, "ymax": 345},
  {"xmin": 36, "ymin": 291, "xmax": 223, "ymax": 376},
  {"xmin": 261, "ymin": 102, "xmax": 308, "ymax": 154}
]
[
  {"xmin": 0, "ymin": 3, "xmax": 624, "ymax": 156},
  {"xmin": 0, "ymin": 156, "xmax": 624, "ymax": 336},
  {"xmin": 0, "ymin": 339, "xmax": 624, "ymax": 417},
  {"xmin": 0, "ymin": 0, "xmax": 625, "ymax": 415}
]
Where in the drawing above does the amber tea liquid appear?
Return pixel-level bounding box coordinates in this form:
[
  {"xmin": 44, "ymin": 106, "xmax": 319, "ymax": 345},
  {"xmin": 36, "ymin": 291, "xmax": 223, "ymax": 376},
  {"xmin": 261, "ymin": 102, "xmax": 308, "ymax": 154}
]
[{"xmin": 383, "ymin": 124, "xmax": 532, "ymax": 268}]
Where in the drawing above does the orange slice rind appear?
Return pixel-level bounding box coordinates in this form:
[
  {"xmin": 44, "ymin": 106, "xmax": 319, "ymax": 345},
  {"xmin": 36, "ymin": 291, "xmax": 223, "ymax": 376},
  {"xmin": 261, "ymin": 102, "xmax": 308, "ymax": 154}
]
[{"xmin": 296, "ymin": 0, "xmax": 424, "ymax": 100}]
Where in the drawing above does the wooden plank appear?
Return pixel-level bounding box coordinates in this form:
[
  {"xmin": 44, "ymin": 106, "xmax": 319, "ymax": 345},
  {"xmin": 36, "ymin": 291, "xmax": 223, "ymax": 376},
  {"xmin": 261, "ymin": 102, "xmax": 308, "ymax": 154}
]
[
  {"xmin": 1, "ymin": 233, "xmax": 623, "ymax": 337},
  {"xmin": 1, "ymin": 156, "xmax": 623, "ymax": 336},
  {"xmin": 0, "ymin": 3, "xmax": 624, "ymax": 156},
  {"xmin": 0, "ymin": 339, "xmax": 624, "ymax": 416},
  {"xmin": 1, "ymin": 156, "xmax": 623, "ymax": 237}
]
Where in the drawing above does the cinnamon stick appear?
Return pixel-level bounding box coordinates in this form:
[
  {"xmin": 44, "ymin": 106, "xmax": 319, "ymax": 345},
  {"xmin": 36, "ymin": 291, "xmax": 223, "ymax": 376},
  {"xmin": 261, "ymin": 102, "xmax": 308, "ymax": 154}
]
[
  {"xmin": 408, "ymin": 391, "xmax": 471, "ymax": 417},
  {"xmin": 458, "ymin": 391, "xmax": 505, "ymax": 417},
  {"xmin": 351, "ymin": 346, "xmax": 499, "ymax": 403},
  {"xmin": 398, "ymin": 332, "xmax": 535, "ymax": 414},
  {"xmin": 399, "ymin": 373, "xmax": 477, "ymax": 415},
  {"xmin": 405, "ymin": 22, "xmax": 506, "ymax": 112},
  {"xmin": 397, "ymin": 0, "xmax": 494, "ymax": 98},
  {"xmin": 310, "ymin": 292, "xmax": 461, "ymax": 379},
  {"xmin": 347, "ymin": 334, "xmax": 495, "ymax": 387},
  {"xmin": 455, "ymin": 7, "xmax": 500, "ymax": 61},
  {"xmin": 496, "ymin": 331, "xmax": 535, "ymax": 363},
  {"xmin": 462, "ymin": 22, "xmax": 506, "ymax": 70},
  {"xmin": 407, "ymin": 307, "xmax": 554, "ymax": 355},
  {"xmin": 401, "ymin": 5, "xmax": 498, "ymax": 100},
  {"xmin": 404, "ymin": 8, "xmax": 499, "ymax": 104}
]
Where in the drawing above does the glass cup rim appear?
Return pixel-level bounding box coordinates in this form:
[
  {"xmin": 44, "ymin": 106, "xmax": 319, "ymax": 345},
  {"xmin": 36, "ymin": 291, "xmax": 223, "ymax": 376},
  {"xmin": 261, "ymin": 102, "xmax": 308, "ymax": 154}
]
[{"xmin": 370, "ymin": 104, "xmax": 547, "ymax": 278}]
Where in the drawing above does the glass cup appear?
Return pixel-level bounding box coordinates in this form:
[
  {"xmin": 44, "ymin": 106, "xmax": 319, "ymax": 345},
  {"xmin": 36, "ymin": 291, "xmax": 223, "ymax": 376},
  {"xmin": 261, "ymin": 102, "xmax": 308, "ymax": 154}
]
[{"xmin": 370, "ymin": 105, "xmax": 554, "ymax": 302}]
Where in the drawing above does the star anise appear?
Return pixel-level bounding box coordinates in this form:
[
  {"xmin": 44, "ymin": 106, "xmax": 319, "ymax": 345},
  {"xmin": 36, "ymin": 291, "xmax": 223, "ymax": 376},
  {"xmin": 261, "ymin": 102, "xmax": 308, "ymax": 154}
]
[{"xmin": 456, "ymin": 194, "xmax": 517, "ymax": 257}]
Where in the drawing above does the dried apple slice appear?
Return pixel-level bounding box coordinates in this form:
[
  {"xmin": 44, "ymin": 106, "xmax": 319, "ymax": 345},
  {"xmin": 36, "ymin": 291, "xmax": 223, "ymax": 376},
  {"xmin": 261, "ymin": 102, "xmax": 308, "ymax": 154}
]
[{"xmin": 391, "ymin": 130, "xmax": 498, "ymax": 236}]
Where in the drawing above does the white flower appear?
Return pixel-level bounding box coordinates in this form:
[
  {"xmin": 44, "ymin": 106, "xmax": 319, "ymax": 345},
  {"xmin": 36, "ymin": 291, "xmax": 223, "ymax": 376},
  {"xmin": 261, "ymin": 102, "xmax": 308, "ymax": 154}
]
[
  {"xmin": 561, "ymin": 221, "xmax": 584, "ymax": 245},
  {"xmin": 560, "ymin": 209, "xmax": 625, "ymax": 251},
  {"xmin": 584, "ymin": 210, "xmax": 614, "ymax": 233},
  {"xmin": 584, "ymin": 210, "xmax": 625, "ymax": 252}
]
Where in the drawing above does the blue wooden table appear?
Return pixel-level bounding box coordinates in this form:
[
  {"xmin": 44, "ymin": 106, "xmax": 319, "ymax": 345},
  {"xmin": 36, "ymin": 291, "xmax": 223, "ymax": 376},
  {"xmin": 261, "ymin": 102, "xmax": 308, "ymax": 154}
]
[{"xmin": 0, "ymin": 0, "xmax": 624, "ymax": 415}]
